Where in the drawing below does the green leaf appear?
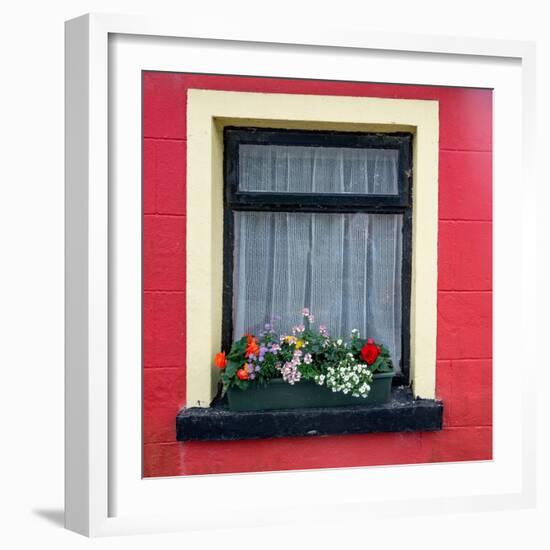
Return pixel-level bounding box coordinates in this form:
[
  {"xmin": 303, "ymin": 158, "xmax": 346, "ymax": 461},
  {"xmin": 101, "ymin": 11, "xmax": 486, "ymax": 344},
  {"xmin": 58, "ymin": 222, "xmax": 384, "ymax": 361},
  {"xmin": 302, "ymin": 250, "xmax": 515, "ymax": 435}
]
[
  {"xmin": 369, "ymin": 355, "xmax": 384, "ymax": 373},
  {"xmin": 227, "ymin": 336, "xmax": 248, "ymax": 362},
  {"xmin": 225, "ymin": 360, "xmax": 239, "ymax": 378}
]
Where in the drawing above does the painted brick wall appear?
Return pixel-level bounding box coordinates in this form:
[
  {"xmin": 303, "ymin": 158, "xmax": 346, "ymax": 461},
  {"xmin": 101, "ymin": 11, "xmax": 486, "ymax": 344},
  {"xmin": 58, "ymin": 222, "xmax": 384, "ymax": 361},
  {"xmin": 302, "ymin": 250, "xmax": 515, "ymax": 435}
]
[{"xmin": 143, "ymin": 73, "xmax": 492, "ymax": 477}]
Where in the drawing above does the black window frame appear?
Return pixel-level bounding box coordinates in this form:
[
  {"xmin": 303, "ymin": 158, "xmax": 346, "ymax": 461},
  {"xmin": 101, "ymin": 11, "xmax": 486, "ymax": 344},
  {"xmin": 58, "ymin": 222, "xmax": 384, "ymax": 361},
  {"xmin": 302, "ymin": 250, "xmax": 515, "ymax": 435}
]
[{"xmin": 222, "ymin": 126, "xmax": 413, "ymax": 387}]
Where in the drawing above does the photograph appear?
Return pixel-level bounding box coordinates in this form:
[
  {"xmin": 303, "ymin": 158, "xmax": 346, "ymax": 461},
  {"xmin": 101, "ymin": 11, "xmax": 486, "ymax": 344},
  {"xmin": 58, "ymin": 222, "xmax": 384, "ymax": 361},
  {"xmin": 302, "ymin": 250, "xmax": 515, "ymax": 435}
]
[{"xmin": 142, "ymin": 73, "xmax": 493, "ymax": 477}]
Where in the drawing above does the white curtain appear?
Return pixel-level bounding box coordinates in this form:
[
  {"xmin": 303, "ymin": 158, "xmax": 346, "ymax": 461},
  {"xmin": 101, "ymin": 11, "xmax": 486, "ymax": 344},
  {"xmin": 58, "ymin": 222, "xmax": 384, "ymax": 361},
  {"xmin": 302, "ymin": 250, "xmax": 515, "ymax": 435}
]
[
  {"xmin": 239, "ymin": 144, "xmax": 399, "ymax": 194},
  {"xmin": 233, "ymin": 144, "xmax": 403, "ymax": 371}
]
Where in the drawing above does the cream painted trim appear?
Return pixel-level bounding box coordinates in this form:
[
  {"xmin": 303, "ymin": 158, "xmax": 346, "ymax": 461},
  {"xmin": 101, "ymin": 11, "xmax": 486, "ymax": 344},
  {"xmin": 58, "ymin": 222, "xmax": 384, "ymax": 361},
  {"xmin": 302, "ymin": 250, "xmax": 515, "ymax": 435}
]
[{"xmin": 186, "ymin": 89, "xmax": 438, "ymax": 406}]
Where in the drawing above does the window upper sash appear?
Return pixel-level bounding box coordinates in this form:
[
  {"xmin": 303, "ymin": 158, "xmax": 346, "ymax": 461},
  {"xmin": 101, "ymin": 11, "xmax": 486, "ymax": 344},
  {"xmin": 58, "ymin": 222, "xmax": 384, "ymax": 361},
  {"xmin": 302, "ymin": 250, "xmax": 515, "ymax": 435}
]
[{"xmin": 224, "ymin": 127, "xmax": 413, "ymax": 211}]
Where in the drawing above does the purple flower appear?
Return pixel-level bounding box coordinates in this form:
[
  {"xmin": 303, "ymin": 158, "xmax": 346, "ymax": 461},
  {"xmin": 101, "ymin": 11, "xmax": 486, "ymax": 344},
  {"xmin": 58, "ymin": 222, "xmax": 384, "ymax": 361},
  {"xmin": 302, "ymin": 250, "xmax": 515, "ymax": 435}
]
[{"xmin": 255, "ymin": 365, "xmax": 261, "ymax": 372}]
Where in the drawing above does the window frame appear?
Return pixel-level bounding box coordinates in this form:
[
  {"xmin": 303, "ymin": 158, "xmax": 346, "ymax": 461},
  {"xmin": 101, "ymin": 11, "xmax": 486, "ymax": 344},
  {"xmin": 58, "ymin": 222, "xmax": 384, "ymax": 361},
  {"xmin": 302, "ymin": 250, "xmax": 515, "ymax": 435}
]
[{"xmin": 222, "ymin": 126, "xmax": 413, "ymax": 386}]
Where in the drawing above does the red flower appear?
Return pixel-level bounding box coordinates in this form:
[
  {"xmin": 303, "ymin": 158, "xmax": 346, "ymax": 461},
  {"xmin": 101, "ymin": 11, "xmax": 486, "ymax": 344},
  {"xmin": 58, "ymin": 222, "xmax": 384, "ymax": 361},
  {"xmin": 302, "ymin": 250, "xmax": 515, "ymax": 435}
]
[
  {"xmin": 214, "ymin": 351, "xmax": 227, "ymax": 369},
  {"xmin": 237, "ymin": 366, "xmax": 249, "ymax": 380},
  {"xmin": 245, "ymin": 334, "xmax": 260, "ymax": 358},
  {"xmin": 360, "ymin": 338, "xmax": 380, "ymax": 365}
]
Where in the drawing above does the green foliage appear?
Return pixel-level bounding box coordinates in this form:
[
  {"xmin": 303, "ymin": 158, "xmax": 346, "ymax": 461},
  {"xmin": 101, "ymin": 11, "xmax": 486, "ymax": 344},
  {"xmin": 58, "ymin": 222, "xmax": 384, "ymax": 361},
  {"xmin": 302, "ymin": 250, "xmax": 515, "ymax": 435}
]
[
  {"xmin": 215, "ymin": 312, "xmax": 394, "ymax": 398},
  {"xmin": 226, "ymin": 336, "xmax": 247, "ymax": 362}
]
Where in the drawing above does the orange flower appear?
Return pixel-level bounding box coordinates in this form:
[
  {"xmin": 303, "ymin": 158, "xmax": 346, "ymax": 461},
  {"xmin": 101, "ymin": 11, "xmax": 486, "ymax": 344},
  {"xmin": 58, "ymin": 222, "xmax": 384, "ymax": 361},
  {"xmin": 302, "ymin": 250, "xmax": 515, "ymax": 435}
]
[
  {"xmin": 214, "ymin": 351, "xmax": 227, "ymax": 369},
  {"xmin": 245, "ymin": 334, "xmax": 260, "ymax": 358},
  {"xmin": 237, "ymin": 366, "xmax": 249, "ymax": 380}
]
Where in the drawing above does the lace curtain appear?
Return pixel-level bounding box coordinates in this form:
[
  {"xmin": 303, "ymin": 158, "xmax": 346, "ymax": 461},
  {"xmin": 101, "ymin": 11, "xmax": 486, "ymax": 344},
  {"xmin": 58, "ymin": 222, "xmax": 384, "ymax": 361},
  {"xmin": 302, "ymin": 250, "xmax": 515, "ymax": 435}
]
[
  {"xmin": 233, "ymin": 144, "xmax": 403, "ymax": 371},
  {"xmin": 239, "ymin": 143, "xmax": 399, "ymax": 194}
]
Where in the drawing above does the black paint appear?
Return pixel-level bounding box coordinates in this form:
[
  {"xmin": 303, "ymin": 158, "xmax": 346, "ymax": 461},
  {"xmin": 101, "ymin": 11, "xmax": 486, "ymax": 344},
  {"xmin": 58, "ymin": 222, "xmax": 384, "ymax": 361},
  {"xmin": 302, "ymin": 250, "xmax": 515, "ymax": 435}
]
[
  {"xmin": 176, "ymin": 388, "xmax": 443, "ymax": 441},
  {"xmin": 222, "ymin": 127, "xmax": 413, "ymax": 385}
]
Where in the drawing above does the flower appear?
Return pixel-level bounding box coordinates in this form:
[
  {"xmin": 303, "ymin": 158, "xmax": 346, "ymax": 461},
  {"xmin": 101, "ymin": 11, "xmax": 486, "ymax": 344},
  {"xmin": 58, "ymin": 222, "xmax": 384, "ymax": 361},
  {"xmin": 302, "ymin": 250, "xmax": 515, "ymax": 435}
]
[
  {"xmin": 295, "ymin": 339, "xmax": 304, "ymax": 349},
  {"xmin": 360, "ymin": 338, "xmax": 381, "ymax": 365},
  {"xmin": 281, "ymin": 361, "xmax": 302, "ymax": 384},
  {"xmin": 269, "ymin": 343, "xmax": 280, "ymax": 353},
  {"xmin": 245, "ymin": 334, "xmax": 260, "ymax": 358},
  {"xmin": 237, "ymin": 366, "xmax": 249, "ymax": 380},
  {"xmin": 213, "ymin": 351, "xmax": 227, "ymax": 369},
  {"xmin": 303, "ymin": 353, "xmax": 313, "ymax": 364},
  {"xmin": 301, "ymin": 308, "xmax": 314, "ymax": 324}
]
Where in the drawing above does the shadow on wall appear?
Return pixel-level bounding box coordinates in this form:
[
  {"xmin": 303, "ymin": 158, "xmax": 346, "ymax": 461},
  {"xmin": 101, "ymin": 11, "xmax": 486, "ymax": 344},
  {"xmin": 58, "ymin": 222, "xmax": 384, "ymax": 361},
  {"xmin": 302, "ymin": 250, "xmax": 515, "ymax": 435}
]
[{"xmin": 32, "ymin": 509, "xmax": 64, "ymax": 528}]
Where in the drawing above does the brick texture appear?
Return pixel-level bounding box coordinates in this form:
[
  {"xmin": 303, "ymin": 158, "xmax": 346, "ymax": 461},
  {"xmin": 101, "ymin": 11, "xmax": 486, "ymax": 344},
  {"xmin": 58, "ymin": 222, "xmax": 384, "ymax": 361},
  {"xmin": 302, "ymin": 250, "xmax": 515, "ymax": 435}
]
[
  {"xmin": 143, "ymin": 291, "xmax": 186, "ymax": 367},
  {"xmin": 143, "ymin": 139, "xmax": 186, "ymax": 215},
  {"xmin": 144, "ymin": 368, "xmax": 186, "ymax": 443},
  {"xmin": 437, "ymin": 292, "xmax": 492, "ymax": 360},
  {"xmin": 143, "ymin": 215, "xmax": 186, "ymax": 291},
  {"xmin": 439, "ymin": 150, "xmax": 492, "ymax": 221},
  {"xmin": 438, "ymin": 221, "xmax": 492, "ymax": 291}
]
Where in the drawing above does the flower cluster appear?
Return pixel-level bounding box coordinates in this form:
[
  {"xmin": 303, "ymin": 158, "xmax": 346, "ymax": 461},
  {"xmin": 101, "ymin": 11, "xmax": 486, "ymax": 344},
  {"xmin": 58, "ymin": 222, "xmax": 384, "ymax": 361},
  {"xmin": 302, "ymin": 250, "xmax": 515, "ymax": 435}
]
[
  {"xmin": 280, "ymin": 348, "xmax": 303, "ymax": 384},
  {"xmin": 214, "ymin": 310, "xmax": 393, "ymax": 398},
  {"xmin": 315, "ymin": 354, "xmax": 373, "ymax": 398}
]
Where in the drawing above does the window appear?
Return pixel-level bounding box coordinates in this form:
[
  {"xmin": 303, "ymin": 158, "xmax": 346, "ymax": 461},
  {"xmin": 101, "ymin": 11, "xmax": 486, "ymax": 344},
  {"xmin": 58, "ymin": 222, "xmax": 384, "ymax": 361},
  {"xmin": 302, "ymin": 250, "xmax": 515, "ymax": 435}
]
[{"xmin": 222, "ymin": 127, "xmax": 412, "ymax": 385}]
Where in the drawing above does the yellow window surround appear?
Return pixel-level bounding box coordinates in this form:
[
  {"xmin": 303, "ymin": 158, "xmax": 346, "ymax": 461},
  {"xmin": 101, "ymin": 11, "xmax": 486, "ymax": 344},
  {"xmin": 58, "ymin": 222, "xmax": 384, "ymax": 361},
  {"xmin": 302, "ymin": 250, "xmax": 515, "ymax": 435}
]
[{"xmin": 186, "ymin": 89, "xmax": 439, "ymax": 407}]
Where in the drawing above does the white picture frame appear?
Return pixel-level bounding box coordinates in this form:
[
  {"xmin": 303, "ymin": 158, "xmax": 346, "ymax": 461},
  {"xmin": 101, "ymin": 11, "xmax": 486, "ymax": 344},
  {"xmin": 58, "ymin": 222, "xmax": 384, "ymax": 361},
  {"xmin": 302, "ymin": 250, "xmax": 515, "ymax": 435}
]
[{"xmin": 65, "ymin": 12, "xmax": 537, "ymax": 537}]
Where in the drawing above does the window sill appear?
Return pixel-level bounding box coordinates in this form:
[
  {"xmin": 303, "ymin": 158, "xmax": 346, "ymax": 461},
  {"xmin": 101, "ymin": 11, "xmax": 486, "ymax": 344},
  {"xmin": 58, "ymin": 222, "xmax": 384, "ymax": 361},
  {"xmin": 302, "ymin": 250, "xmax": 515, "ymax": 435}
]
[{"xmin": 176, "ymin": 388, "xmax": 443, "ymax": 441}]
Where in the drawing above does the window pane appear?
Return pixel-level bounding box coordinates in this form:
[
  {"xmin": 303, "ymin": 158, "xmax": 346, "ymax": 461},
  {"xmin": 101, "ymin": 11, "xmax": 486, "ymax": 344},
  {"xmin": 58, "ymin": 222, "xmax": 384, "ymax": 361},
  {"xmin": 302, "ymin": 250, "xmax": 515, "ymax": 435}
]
[
  {"xmin": 239, "ymin": 144, "xmax": 399, "ymax": 195},
  {"xmin": 233, "ymin": 212, "xmax": 403, "ymax": 371}
]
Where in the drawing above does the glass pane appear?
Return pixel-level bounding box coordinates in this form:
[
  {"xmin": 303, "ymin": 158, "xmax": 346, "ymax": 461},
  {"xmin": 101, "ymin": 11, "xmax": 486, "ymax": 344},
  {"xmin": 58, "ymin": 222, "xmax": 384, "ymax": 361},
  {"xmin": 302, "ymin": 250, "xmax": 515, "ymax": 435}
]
[
  {"xmin": 233, "ymin": 211, "xmax": 403, "ymax": 372},
  {"xmin": 239, "ymin": 144, "xmax": 399, "ymax": 194}
]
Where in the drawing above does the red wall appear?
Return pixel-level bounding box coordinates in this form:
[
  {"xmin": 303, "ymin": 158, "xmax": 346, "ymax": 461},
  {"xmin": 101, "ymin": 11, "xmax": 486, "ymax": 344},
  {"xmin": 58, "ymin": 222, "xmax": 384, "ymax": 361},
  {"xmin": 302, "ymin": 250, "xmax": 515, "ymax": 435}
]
[{"xmin": 142, "ymin": 73, "xmax": 493, "ymax": 477}]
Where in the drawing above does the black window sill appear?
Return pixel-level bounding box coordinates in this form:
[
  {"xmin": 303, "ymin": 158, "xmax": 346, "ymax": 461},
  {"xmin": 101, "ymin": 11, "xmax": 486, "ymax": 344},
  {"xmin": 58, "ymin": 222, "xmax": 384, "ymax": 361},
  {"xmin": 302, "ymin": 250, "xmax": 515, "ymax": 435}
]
[{"xmin": 176, "ymin": 387, "xmax": 443, "ymax": 442}]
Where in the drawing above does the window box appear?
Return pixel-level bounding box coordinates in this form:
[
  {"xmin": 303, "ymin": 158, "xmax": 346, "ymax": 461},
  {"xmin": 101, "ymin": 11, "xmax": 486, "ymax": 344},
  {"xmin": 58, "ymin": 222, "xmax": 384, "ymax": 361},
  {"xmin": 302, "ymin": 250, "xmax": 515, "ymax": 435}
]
[{"xmin": 227, "ymin": 371, "xmax": 395, "ymax": 412}]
